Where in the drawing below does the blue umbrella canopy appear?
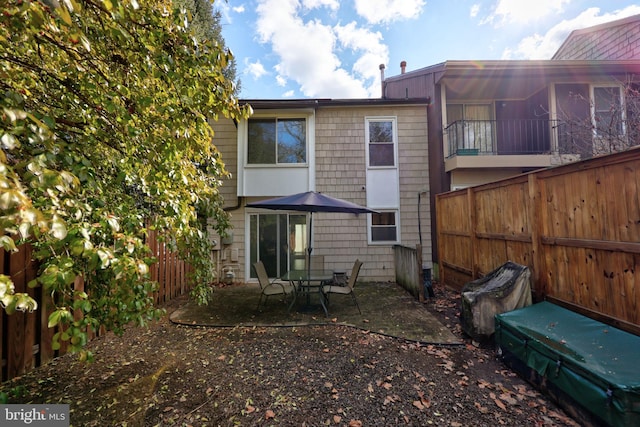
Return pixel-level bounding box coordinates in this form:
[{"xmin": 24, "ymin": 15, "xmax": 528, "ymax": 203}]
[
  {"xmin": 246, "ymin": 191, "xmax": 378, "ymax": 274},
  {"xmin": 246, "ymin": 191, "xmax": 378, "ymax": 214}
]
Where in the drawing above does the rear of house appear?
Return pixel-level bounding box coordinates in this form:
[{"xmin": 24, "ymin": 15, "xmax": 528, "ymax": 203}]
[{"xmin": 209, "ymin": 99, "xmax": 431, "ymax": 283}]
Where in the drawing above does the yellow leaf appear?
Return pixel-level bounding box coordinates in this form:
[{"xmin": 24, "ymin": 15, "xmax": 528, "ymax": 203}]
[{"xmin": 57, "ymin": 5, "xmax": 72, "ymax": 25}]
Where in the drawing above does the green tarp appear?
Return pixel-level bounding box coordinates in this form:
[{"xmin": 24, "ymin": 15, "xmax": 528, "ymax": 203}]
[{"xmin": 495, "ymin": 302, "xmax": 640, "ymax": 427}]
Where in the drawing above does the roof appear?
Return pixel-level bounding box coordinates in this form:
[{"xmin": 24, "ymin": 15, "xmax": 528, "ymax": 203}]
[
  {"xmin": 385, "ymin": 59, "xmax": 640, "ymax": 81},
  {"xmin": 383, "ymin": 59, "xmax": 640, "ymax": 100},
  {"xmin": 239, "ymin": 97, "xmax": 431, "ymax": 110},
  {"xmin": 552, "ymin": 14, "xmax": 640, "ymax": 60}
]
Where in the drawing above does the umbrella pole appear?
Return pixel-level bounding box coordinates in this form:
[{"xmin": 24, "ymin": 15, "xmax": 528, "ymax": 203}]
[{"xmin": 307, "ymin": 212, "xmax": 313, "ymax": 294}]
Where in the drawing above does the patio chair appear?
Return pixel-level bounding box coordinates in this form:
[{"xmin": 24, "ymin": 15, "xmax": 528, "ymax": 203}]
[
  {"xmin": 253, "ymin": 261, "xmax": 295, "ymax": 310},
  {"xmin": 321, "ymin": 259, "xmax": 363, "ymax": 314}
]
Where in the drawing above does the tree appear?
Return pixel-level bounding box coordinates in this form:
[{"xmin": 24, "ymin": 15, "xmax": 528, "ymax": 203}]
[
  {"xmin": 0, "ymin": 0, "xmax": 250, "ymax": 358},
  {"xmin": 555, "ymin": 80, "xmax": 640, "ymax": 160},
  {"xmin": 174, "ymin": 0, "xmax": 241, "ymax": 95}
]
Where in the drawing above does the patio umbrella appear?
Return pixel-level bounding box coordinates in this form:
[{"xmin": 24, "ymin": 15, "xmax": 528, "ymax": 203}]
[{"xmin": 246, "ymin": 191, "xmax": 378, "ymax": 275}]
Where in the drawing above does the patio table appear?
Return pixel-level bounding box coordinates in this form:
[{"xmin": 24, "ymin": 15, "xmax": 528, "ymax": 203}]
[{"xmin": 281, "ymin": 269, "xmax": 334, "ymax": 316}]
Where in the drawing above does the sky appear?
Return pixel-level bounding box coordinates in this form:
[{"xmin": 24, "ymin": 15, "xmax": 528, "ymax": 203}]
[{"xmin": 216, "ymin": 0, "xmax": 640, "ymax": 100}]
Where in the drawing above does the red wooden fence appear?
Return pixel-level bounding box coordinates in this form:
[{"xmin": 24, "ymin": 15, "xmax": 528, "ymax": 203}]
[{"xmin": 1, "ymin": 227, "xmax": 192, "ymax": 382}]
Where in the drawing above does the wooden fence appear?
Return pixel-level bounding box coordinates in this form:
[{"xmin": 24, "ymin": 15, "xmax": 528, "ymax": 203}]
[
  {"xmin": 436, "ymin": 147, "xmax": 640, "ymax": 335},
  {"xmin": 0, "ymin": 227, "xmax": 192, "ymax": 382},
  {"xmin": 393, "ymin": 244, "xmax": 425, "ymax": 301}
]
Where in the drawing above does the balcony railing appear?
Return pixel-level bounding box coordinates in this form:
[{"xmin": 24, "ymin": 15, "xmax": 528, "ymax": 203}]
[
  {"xmin": 445, "ymin": 118, "xmax": 638, "ymax": 159},
  {"xmin": 445, "ymin": 119, "xmax": 552, "ymax": 157}
]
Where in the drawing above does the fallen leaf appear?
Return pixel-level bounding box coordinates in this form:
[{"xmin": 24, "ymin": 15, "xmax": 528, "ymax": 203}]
[
  {"xmin": 245, "ymin": 405, "xmax": 255, "ymax": 414},
  {"xmin": 333, "ymin": 415, "xmax": 342, "ymax": 424},
  {"xmin": 413, "ymin": 400, "xmax": 424, "ymax": 410},
  {"xmin": 265, "ymin": 409, "xmax": 275, "ymax": 419},
  {"xmin": 493, "ymin": 398, "xmax": 507, "ymax": 411},
  {"xmin": 348, "ymin": 421, "xmax": 363, "ymax": 427},
  {"xmin": 499, "ymin": 393, "xmax": 517, "ymax": 405},
  {"xmin": 474, "ymin": 402, "xmax": 489, "ymax": 414}
]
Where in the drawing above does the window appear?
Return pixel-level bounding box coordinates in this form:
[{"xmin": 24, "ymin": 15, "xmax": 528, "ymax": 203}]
[
  {"xmin": 446, "ymin": 103, "xmax": 493, "ymax": 153},
  {"xmin": 370, "ymin": 211, "xmax": 398, "ymax": 243},
  {"xmin": 248, "ymin": 118, "xmax": 306, "ymax": 164},
  {"xmin": 593, "ymin": 86, "xmax": 624, "ymax": 137},
  {"xmin": 249, "ymin": 213, "xmax": 307, "ymax": 278},
  {"xmin": 367, "ymin": 118, "xmax": 396, "ymax": 166}
]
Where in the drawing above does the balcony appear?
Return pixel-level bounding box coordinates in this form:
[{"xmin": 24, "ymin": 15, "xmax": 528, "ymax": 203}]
[{"xmin": 445, "ymin": 119, "xmax": 552, "ymax": 157}]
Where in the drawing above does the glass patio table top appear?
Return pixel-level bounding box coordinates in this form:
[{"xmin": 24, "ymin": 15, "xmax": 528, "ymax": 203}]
[
  {"xmin": 280, "ymin": 269, "xmax": 335, "ymax": 283},
  {"xmin": 280, "ymin": 270, "xmax": 334, "ymax": 316}
]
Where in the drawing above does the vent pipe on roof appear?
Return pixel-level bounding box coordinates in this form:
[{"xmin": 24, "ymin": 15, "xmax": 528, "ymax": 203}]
[
  {"xmin": 379, "ymin": 64, "xmax": 385, "ymax": 98},
  {"xmin": 401, "ymin": 60, "xmax": 406, "ymax": 74}
]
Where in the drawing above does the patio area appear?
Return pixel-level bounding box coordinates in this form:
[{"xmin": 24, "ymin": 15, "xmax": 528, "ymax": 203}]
[{"xmin": 170, "ymin": 281, "xmax": 463, "ymax": 345}]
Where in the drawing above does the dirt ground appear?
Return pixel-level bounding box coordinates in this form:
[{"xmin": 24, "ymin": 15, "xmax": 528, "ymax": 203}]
[{"xmin": 0, "ymin": 281, "xmax": 581, "ymax": 426}]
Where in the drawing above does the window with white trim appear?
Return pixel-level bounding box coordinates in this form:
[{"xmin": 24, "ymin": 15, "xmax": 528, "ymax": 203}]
[
  {"xmin": 247, "ymin": 118, "xmax": 306, "ymax": 164},
  {"xmin": 370, "ymin": 210, "xmax": 399, "ymax": 243},
  {"xmin": 366, "ymin": 118, "xmax": 396, "ymax": 167}
]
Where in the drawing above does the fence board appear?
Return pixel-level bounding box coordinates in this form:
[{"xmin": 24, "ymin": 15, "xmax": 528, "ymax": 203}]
[
  {"xmin": 0, "ymin": 248, "xmax": 4, "ymax": 382},
  {"xmin": 7, "ymin": 248, "xmax": 27, "ymax": 378},
  {"xmin": 1, "ymin": 224, "xmax": 193, "ymax": 382},
  {"xmin": 39, "ymin": 289, "xmax": 55, "ymax": 366},
  {"xmin": 437, "ymin": 148, "xmax": 640, "ymax": 334}
]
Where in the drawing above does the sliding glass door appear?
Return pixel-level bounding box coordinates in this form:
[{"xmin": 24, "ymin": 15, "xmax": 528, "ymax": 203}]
[{"xmin": 249, "ymin": 213, "xmax": 308, "ymax": 278}]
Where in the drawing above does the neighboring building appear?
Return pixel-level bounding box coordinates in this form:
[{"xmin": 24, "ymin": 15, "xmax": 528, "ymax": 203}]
[
  {"xmin": 382, "ymin": 59, "xmax": 640, "ymax": 260},
  {"xmin": 210, "ymin": 98, "xmax": 430, "ymax": 283},
  {"xmin": 552, "ymin": 14, "xmax": 640, "ymax": 60}
]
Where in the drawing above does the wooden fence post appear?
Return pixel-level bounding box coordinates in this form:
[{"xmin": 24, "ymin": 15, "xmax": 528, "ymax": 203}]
[{"xmin": 467, "ymin": 187, "xmax": 478, "ymax": 280}]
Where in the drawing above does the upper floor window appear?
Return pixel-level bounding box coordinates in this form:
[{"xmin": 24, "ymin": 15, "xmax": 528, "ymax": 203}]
[
  {"xmin": 592, "ymin": 86, "xmax": 624, "ymax": 137},
  {"xmin": 366, "ymin": 118, "xmax": 396, "ymax": 167},
  {"xmin": 248, "ymin": 118, "xmax": 306, "ymax": 164}
]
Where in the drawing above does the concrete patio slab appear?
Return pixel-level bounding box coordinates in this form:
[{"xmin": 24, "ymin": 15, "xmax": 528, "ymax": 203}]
[{"xmin": 170, "ymin": 281, "xmax": 462, "ymax": 345}]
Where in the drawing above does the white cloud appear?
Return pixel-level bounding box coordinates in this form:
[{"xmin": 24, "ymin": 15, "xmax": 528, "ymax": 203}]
[
  {"xmin": 334, "ymin": 22, "xmax": 389, "ymax": 94},
  {"xmin": 255, "ymin": 0, "xmax": 387, "ymax": 98},
  {"xmin": 302, "ymin": 0, "xmax": 339, "ymax": 10},
  {"xmin": 505, "ymin": 5, "xmax": 640, "ymax": 59},
  {"xmin": 354, "ymin": 0, "xmax": 425, "ymax": 25},
  {"xmin": 276, "ymin": 75, "xmax": 287, "ymax": 86},
  {"xmin": 282, "ymin": 90, "xmax": 296, "ymax": 97},
  {"xmin": 483, "ymin": 0, "xmax": 570, "ymax": 27},
  {"xmin": 470, "ymin": 4, "xmax": 480, "ymax": 18},
  {"xmin": 245, "ymin": 60, "xmax": 267, "ymax": 79},
  {"xmin": 217, "ymin": 2, "xmax": 245, "ymax": 23}
]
